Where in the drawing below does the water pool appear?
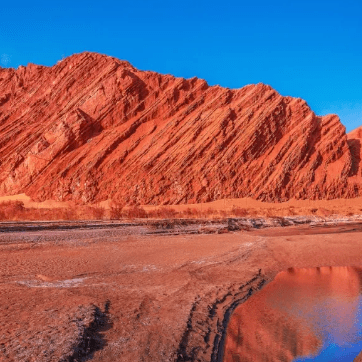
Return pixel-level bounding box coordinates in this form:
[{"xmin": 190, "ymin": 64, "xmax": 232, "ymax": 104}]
[{"xmin": 223, "ymin": 266, "xmax": 362, "ymax": 362}]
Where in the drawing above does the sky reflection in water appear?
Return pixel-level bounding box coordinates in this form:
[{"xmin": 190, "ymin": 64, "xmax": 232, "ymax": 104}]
[{"xmin": 224, "ymin": 266, "xmax": 362, "ymax": 362}]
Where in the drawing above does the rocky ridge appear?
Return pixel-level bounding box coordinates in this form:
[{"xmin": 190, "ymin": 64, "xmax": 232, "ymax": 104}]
[{"xmin": 0, "ymin": 52, "xmax": 361, "ymax": 204}]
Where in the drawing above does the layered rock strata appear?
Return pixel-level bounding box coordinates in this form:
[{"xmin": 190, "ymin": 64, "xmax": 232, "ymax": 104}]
[{"xmin": 0, "ymin": 52, "xmax": 361, "ymax": 204}]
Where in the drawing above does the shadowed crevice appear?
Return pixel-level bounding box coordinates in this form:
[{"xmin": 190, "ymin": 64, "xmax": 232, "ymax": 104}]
[
  {"xmin": 65, "ymin": 300, "xmax": 112, "ymax": 362},
  {"xmin": 176, "ymin": 298, "xmax": 201, "ymax": 361},
  {"xmin": 348, "ymin": 138, "xmax": 361, "ymax": 177}
]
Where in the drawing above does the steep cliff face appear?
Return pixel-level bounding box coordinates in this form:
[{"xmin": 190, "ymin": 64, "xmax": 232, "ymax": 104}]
[
  {"xmin": 347, "ymin": 125, "xmax": 362, "ymax": 179},
  {"xmin": 0, "ymin": 52, "xmax": 361, "ymax": 204}
]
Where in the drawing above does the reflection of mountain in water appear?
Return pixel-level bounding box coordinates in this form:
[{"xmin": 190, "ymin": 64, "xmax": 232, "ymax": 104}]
[{"xmin": 223, "ymin": 266, "xmax": 362, "ymax": 362}]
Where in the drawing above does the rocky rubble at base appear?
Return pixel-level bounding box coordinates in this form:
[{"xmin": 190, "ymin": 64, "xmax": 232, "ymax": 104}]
[
  {"xmin": 0, "ymin": 215, "xmax": 362, "ymax": 236},
  {"xmin": 0, "ymin": 215, "xmax": 362, "ymax": 238}
]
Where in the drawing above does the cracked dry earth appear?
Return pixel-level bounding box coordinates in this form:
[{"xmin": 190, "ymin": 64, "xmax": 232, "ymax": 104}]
[{"xmin": 0, "ymin": 222, "xmax": 362, "ymax": 361}]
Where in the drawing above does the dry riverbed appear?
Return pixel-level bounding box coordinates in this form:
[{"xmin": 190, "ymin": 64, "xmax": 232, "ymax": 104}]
[{"xmin": 0, "ymin": 218, "xmax": 362, "ymax": 361}]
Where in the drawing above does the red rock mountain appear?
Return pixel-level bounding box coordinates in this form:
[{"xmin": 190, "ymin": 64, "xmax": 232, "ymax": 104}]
[{"xmin": 0, "ymin": 52, "xmax": 361, "ymax": 204}]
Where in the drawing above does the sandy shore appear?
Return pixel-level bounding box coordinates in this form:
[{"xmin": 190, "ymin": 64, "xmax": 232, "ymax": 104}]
[{"xmin": 0, "ymin": 221, "xmax": 362, "ymax": 361}]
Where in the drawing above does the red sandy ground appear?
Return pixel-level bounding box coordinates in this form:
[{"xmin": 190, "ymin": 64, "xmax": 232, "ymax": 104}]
[{"xmin": 1, "ymin": 222, "xmax": 362, "ymax": 361}]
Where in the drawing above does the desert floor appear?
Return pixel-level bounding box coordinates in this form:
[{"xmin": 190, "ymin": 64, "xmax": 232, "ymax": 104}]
[{"xmin": 0, "ymin": 221, "xmax": 362, "ymax": 361}]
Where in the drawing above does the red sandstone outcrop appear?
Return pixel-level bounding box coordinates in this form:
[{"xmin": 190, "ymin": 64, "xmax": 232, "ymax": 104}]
[
  {"xmin": 355, "ymin": 351, "xmax": 362, "ymax": 362},
  {"xmin": 347, "ymin": 125, "xmax": 362, "ymax": 179},
  {"xmin": 0, "ymin": 52, "xmax": 361, "ymax": 204}
]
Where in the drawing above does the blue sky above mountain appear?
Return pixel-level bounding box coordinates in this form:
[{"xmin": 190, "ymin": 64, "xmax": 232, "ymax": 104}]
[{"xmin": 1, "ymin": 0, "xmax": 361, "ymax": 132}]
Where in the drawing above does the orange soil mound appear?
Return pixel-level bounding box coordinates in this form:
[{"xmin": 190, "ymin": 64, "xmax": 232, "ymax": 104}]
[{"xmin": 1, "ymin": 52, "xmax": 362, "ymax": 204}]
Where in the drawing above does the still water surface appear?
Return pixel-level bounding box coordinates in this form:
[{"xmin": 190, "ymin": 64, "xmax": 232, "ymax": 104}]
[{"xmin": 223, "ymin": 267, "xmax": 362, "ymax": 362}]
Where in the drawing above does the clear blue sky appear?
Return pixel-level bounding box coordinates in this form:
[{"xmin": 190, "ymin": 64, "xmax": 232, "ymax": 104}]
[{"xmin": 1, "ymin": 0, "xmax": 361, "ymax": 132}]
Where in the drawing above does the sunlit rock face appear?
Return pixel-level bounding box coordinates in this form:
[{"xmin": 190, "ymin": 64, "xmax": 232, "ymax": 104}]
[
  {"xmin": 223, "ymin": 267, "xmax": 362, "ymax": 362},
  {"xmin": 355, "ymin": 351, "xmax": 362, "ymax": 362},
  {"xmin": 1, "ymin": 52, "xmax": 362, "ymax": 204}
]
